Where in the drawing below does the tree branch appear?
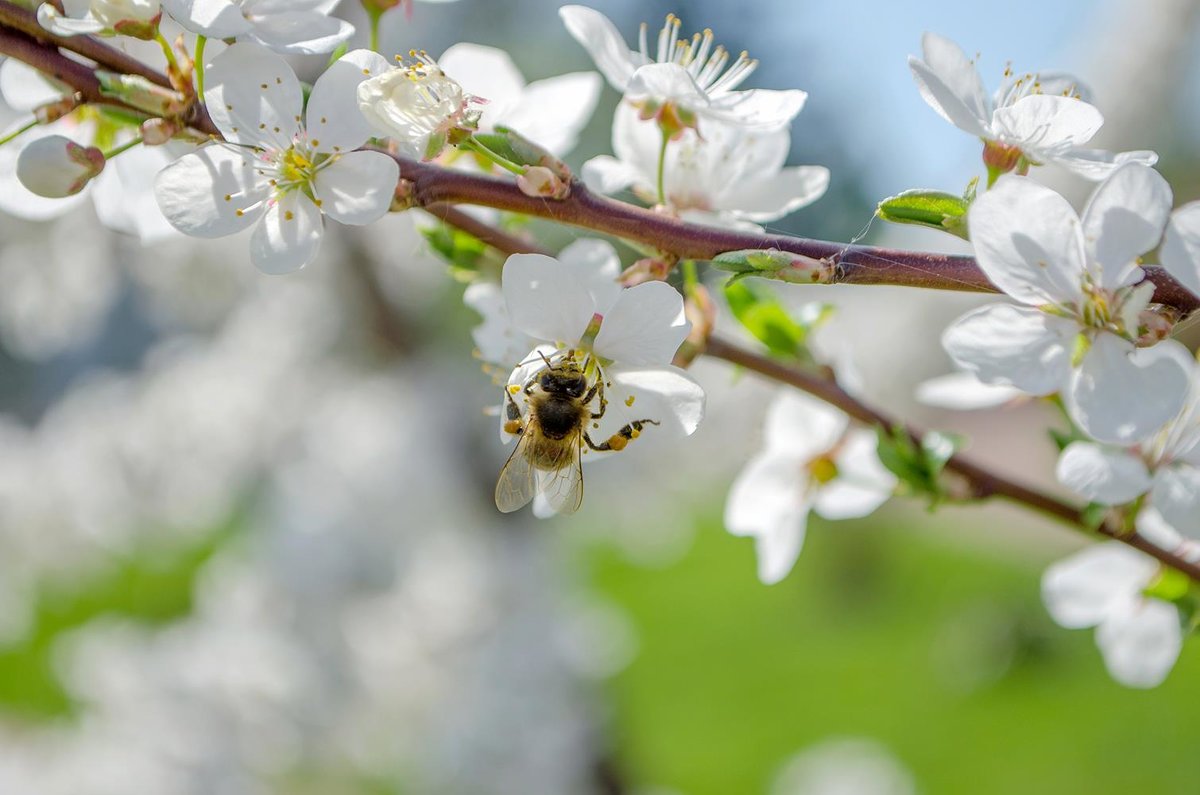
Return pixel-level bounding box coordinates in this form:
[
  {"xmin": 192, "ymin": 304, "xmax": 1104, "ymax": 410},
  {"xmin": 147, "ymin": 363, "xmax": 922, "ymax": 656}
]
[{"xmin": 703, "ymin": 335, "xmax": 1200, "ymax": 582}]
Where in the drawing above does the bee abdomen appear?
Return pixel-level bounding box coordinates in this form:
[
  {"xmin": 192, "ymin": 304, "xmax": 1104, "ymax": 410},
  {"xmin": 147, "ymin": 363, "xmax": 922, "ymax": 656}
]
[{"xmin": 535, "ymin": 398, "xmax": 586, "ymax": 439}]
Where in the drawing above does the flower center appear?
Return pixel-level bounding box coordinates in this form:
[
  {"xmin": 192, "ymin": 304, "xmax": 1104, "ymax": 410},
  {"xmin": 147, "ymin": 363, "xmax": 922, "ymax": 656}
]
[
  {"xmin": 638, "ymin": 13, "xmax": 757, "ymax": 94},
  {"xmin": 807, "ymin": 454, "xmax": 839, "ymax": 485}
]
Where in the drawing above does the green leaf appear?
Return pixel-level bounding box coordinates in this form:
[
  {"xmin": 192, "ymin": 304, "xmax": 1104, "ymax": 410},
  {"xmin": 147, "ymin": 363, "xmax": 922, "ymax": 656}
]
[
  {"xmin": 421, "ymin": 224, "xmax": 487, "ymax": 274},
  {"xmin": 723, "ymin": 281, "xmax": 818, "ymax": 359},
  {"xmin": 877, "ymin": 426, "xmax": 966, "ymax": 508},
  {"xmin": 1144, "ymin": 567, "xmax": 1191, "ymax": 604},
  {"xmin": 1080, "ymin": 502, "xmax": 1109, "ymax": 531},
  {"xmin": 876, "ymin": 189, "xmax": 970, "ymax": 239}
]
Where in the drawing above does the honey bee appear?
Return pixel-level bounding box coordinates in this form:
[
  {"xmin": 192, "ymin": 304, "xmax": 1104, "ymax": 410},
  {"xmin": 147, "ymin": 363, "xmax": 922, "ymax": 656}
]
[{"xmin": 495, "ymin": 351, "xmax": 659, "ymax": 514}]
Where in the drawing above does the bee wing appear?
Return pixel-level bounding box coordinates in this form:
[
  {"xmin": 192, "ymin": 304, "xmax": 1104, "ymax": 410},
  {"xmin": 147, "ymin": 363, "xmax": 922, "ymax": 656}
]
[
  {"xmin": 534, "ymin": 432, "xmax": 584, "ymax": 516},
  {"xmin": 495, "ymin": 431, "xmax": 539, "ymax": 513}
]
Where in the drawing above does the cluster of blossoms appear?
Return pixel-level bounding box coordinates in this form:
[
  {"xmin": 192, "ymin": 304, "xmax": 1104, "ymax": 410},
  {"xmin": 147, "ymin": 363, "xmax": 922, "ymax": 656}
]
[{"xmin": 2, "ymin": 0, "xmax": 1200, "ymax": 696}]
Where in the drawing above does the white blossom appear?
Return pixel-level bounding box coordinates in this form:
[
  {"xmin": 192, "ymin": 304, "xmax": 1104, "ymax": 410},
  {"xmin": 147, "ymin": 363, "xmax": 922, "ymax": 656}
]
[
  {"xmin": 725, "ymin": 390, "xmax": 896, "ymax": 584},
  {"xmin": 909, "ymin": 32, "xmax": 1156, "ymax": 180},
  {"xmin": 1056, "ymin": 345, "xmax": 1200, "ymax": 549},
  {"xmin": 1043, "ymin": 543, "xmax": 1183, "ymax": 688},
  {"xmin": 915, "ymin": 371, "xmax": 1026, "ymax": 411},
  {"xmin": 437, "ymin": 42, "xmax": 601, "ymax": 156},
  {"xmin": 560, "ymin": 5, "xmax": 806, "ymax": 132},
  {"xmin": 1160, "ymin": 200, "xmax": 1200, "ymax": 299},
  {"xmin": 155, "ymin": 43, "xmax": 398, "ymax": 273},
  {"xmin": 583, "ymin": 103, "xmax": 829, "ymax": 229},
  {"xmin": 357, "ymin": 50, "xmax": 481, "ymax": 160},
  {"xmin": 942, "ymin": 167, "xmax": 1190, "ymax": 444},
  {"xmin": 162, "ymin": 0, "xmax": 352, "ymax": 54},
  {"xmin": 497, "ymin": 251, "xmax": 705, "ymax": 514}
]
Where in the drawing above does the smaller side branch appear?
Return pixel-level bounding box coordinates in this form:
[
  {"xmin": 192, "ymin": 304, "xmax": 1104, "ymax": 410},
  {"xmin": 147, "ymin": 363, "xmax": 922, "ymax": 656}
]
[{"xmin": 703, "ymin": 336, "xmax": 1200, "ymax": 582}]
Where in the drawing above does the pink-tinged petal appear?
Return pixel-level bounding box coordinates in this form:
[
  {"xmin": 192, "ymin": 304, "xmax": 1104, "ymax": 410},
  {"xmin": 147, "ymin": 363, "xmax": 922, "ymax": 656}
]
[
  {"xmin": 1054, "ymin": 147, "xmax": 1159, "ymax": 181},
  {"xmin": 816, "ymin": 429, "xmax": 895, "ymax": 519},
  {"xmin": 942, "ymin": 304, "xmax": 1073, "ymax": 395},
  {"xmin": 559, "ymin": 5, "xmax": 642, "ymax": 90},
  {"xmin": 581, "ymin": 155, "xmax": 644, "ymax": 195},
  {"xmin": 313, "ymin": 151, "xmax": 397, "ymax": 226},
  {"xmin": 1081, "ymin": 164, "xmax": 1172, "ymax": 290},
  {"xmin": 593, "ymin": 281, "xmax": 688, "ymax": 366},
  {"xmin": 1068, "ymin": 335, "xmax": 1189, "ymax": 445},
  {"xmin": 162, "ymin": 0, "xmax": 252, "ymax": 38},
  {"xmin": 1042, "ymin": 543, "xmax": 1154, "ymax": 629},
  {"xmin": 907, "ymin": 33, "xmax": 990, "ymax": 137},
  {"xmin": 204, "ymin": 42, "xmax": 303, "ymax": 148},
  {"xmin": 438, "ymin": 42, "xmax": 525, "ymax": 124},
  {"xmin": 595, "ymin": 364, "xmax": 705, "ymax": 444},
  {"xmin": 248, "ymin": 192, "xmax": 323, "ymax": 274},
  {"xmin": 1096, "ymin": 598, "xmax": 1182, "ymax": 688},
  {"xmin": 498, "ymin": 71, "xmax": 602, "ymax": 155},
  {"xmin": 1161, "ymin": 202, "xmax": 1200, "ymax": 298},
  {"xmin": 559, "ymin": 238, "xmax": 621, "ymax": 315},
  {"xmin": 762, "ymin": 389, "xmax": 849, "ymax": 461},
  {"xmin": 705, "ymin": 88, "xmax": 807, "ymax": 131},
  {"xmin": 968, "ymin": 176, "xmax": 1087, "ymax": 305},
  {"xmin": 915, "ymin": 372, "xmax": 1024, "ymax": 410},
  {"xmin": 719, "ymin": 165, "xmax": 829, "ymax": 221},
  {"xmin": 244, "ymin": 12, "xmax": 354, "ymax": 55},
  {"xmin": 154, "ymin": 145, "xmax": 269, "ymax": 237},
  {"xmin": 1150, "ymin": 465, "xmax": 1200, "ymax": 540},
  {"xmin": 306, "ymin": 49, "xmax": 391, "ymax": 154},
  {"xmin": 501, "ymin": 253, "xmax": 594, "ymax": 344},
  {"xmin": 1055, "ymin": 441, "xmax": 1151, "ymax": 504},
  {"xmin": 992, "ymin": 94, "xmax": 1103, "ymax": 154}
]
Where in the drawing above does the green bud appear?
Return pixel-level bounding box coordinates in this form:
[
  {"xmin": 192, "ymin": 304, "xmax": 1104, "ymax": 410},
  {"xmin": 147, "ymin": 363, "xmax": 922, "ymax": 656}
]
[
  {"xmin": 96, "ymin": 72, "xmax": 188, "ymax": 117},
  {"xmin": 711, "ymin": 248, "xmax": 835, "ymax": 285},
  {"xmin": 876, "ymin": 189, "xmax": 970, "ymax": 239}
]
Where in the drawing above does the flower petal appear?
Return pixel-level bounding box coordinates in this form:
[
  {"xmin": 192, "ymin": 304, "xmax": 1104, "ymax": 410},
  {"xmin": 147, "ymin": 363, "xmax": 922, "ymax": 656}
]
[
  {"xmin": 501, "ymin": 253, "xmax": 594, "ymax": 344},
  {"xmin": 941, "ymin": 303, "xmax": 1072, "ymax": 395},
  {"xmin": 248, "ymin": 192, "xmax": 323, "ymax": 274},
  {"xmin": 1150, "ymin": 465, "xmax": 1200, "ymax": 540},
  {"xmin": 719, "ymin": 165, "xmax": 830, "ymax": 222},
  {"xmin": 162, "ymin": 0, "xmax": 253, "ymax": 38},
  {"xmin": 626, "ymin": 63, "xmax": 709, "ymax": 109},
  {"xmin": 1096, "ymin": 598, "xmax": 1182, "ymax": 688},
  {"xmin": 1067, "ymin": 335, "xmax": 1189, "ymax": 444},
  {"xmin": 154, "ymin": 145, "xmax": 268, "ymax": 237},
  {"xmin": 559, "ymin": 238, "xmax": 621, "ymax": 315},
  {"xmin": 968, "ymin": 175, "xmax": 1087, "ymax": 305},
  {"xmin": 705, "ymin": 88, "xmax": 808, "ymax": 131},
  {"xmin": 245, "ymin": 11, "xmax": 354, "ymax": 55},
  {"xmin": 593, "ymin": 281, "xmax": 688, "ymax": 366},
  {"xmin": 581, "ymin": 155, "xmax": 644, "ymax": 195},
  {"xmin": 592, "ymin": 364, "xmax": 705, "ymax": 451},
  {"xmin": 754, "ymin": 503, "xmax": 810, "ymax": 585},
  {"xmin": 762, "ymin": 389, "xmax": 849, "ymax": 460},
  {"xmin": 1055, "ymin": 441, "xmax": 1152, "ymax": 504},
  {"xmin": 815, "ymin": 429, "xmax": 895, "ymax": 519},
  {"xmin": 437, "ymin": 42, "xmax": 526, "ymax": 126},
  {"xmin": 1080, "ymin": 164, "xmax": 1172, "ymax": 290},
  {"xmin": 0, "ymin": 59, "xmax": 64, "ymax": 112},
  {"xmin": 907, "ymin": 33, "xmax": 990, "ymax": 137},
  {"xmin": 497, "ymin": 71, "xmax": 602, "ymax": 155},
  {"xmin": 1161, "ymin": 201, "xmax": 1200, "ymax": 298},
  {"xmin": 558, "ymin": 5, "xmax": 642, "ymax": 90},
  {"xmin": 1041, "ymin": 543, "xmax": 1154, "ymax": 629},
  {"xmin": 305, "ymin": 49, "xmax": 391, "ymax": 154},
  {"xmin": 313, "ymin": 150, "xmax": 397, "ymax": 226},
  {"xmin": 464, "ymin": 281, "xmax": 532, "ymax": 367},
  {"xmin": 1054, "ymin": 147, "xmax": 1159, "ymax": 181},
  {"xmin": 992, "ymin": 94, "xmax": 1103, "ymax": 154},
  {"xmin": 204, "ymin": 42, "xmax": 303, "ymax": 148},
  {"xmin": 914, "ymin": 372, "xmax": 1024, "ymax": 410},
  {"xmin": 725, "ymin": 451, "xmax": 799, "ymax": 537}
]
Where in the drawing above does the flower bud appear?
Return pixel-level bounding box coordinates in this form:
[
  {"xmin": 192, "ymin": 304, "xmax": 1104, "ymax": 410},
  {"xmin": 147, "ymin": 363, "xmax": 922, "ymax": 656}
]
[
  {"xmin": 711, "ymin": 248, "xmax": 836, "ymax": 285},
  {"xmin": 1136, "ymin": 304, "xmax": 1182, "ymax": 346},
  {"xmin": 619, "ymin": 256, "xmax": 674, "ymax": 287},
  {"xmin": 97, "ymin": 72, "xmax": 189, "ymax": 117},
  {"xmin": 141, "ymin": 117, "xmax": 180, "ymax": 145},
  {"xmin": 33, "ymin": 95, "xmax": 81, "ymax": 125},
  {"xmin": 517, "ymin": 166, "xmax": 569, "ymax": 199},
  {"xmin": 16, "ymin": 135, "xmax": 105, "ymax": 198}
]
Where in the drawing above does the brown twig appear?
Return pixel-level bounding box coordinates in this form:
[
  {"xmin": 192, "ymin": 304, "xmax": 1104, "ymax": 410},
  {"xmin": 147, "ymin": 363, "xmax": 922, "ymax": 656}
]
[{"xmin": 703, "ymin": 336, "xmax": 1200, "ymax": 581}]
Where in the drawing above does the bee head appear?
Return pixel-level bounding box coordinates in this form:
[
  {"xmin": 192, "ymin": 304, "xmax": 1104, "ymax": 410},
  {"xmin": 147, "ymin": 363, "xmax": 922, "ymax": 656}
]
[{"xmin": 538, "ymin": 368, "xmax": 587, "ymax": 398}]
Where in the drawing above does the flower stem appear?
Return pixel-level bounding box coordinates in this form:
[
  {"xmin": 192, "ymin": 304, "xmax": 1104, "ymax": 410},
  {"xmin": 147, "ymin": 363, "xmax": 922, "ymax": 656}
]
[
  {"xmin": 367, "ymin": 7, "xmax": 383, "ymax": 53},
  {"xmin": 154, "ymin": 31, "xmax": 179, "ymax": 74},
  {"xmin": 656, "ymin": 127, "xmax": 670, "ymax": 206},
  {"xmin": 681, "ymin": 258, "xmax": 699, "ymax": 298},
  {"xmin": 0, "ymin": 116, "xmax": 37, "ymax": 147},
  {"xmin": 462, "ymin": 136, "xmax": 526, "ymax": 176},
  {"xmin": 103, "ymin": 135, "xmax": 143, "ymax": 159},
  {"xmin": 193, "ymin": 35, "xmax": 206, "ymax": 97}
]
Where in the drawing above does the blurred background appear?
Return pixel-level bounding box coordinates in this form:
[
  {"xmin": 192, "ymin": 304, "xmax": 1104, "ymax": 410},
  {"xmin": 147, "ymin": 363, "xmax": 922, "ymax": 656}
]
[{"xmin": 0, "ymin": 0, "xmax": 1199, "ymax": 792}]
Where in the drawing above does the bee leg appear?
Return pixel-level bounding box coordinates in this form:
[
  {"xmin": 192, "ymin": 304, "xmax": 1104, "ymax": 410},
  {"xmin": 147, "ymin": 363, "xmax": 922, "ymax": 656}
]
[
  {"xmin": 503, "ymin": 386, "xmax": 525, "ymax": 436},
  {"xmin": 584, "ymin": 379, "xmax": 607, "ymax": 420},
  {"xmin": 585, "ymin": 419, "xmax": 660, "ymax": 452}
]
